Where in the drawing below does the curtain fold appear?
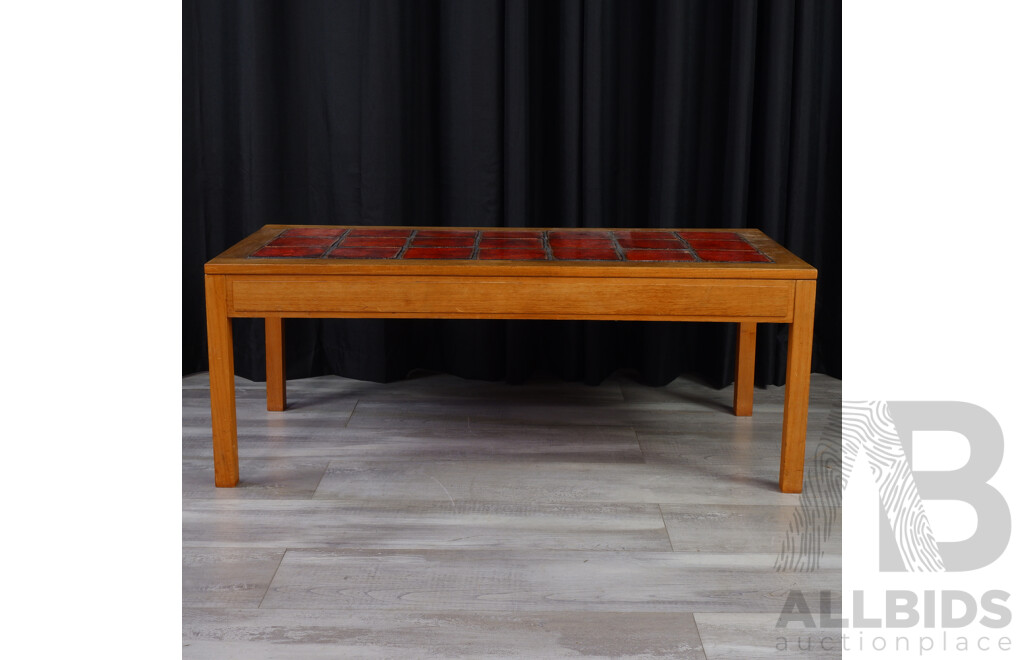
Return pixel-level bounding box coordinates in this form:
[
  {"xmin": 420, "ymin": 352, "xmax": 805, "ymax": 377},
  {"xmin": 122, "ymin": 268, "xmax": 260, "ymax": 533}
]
[{"xmin": 184, "ymin": 0, "xmax": 841, "ymax": 388}]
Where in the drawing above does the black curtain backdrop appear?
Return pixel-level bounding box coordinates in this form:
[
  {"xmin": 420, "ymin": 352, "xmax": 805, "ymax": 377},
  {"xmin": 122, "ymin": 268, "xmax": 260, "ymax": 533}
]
[{"xmin": 183, "ymin": 0, "xmax": 840, "ymax": 389}]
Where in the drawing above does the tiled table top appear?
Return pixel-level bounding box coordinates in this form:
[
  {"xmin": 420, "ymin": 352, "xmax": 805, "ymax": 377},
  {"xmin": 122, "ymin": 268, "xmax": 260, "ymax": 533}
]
[{"xmin": 248, "ymin": 228, "xmax": 772, "ymax": 263}]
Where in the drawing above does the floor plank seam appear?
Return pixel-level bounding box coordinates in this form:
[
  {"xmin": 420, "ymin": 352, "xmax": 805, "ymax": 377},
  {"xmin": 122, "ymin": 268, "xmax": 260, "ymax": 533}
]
[
  {"xmin": 256, "ymin": 549, "xmax": 287, "ymax": 610},
  {"xmin": 309, "ymin": 464, "xmax": 330, "ymax": 497},
  {"xmin": 656, "ymin": 503, "xmax": 676, "ymax": 553},
  {"xmin": 342, "ymin": 398, "xmax": 359, "ymax": 427},
  {"xmin": 692, "ymin": 611, "xmax": 711, "ymax": 660}
]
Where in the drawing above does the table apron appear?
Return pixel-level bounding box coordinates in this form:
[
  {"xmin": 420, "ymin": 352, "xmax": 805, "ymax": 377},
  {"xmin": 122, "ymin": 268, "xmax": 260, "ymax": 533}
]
[{"xmin": 225, "ymin": 275, "xmax": 796, "ymax": 322}]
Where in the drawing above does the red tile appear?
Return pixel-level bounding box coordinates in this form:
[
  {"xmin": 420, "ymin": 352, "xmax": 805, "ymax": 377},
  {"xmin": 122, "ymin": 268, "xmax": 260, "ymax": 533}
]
[
  {"xmin": 327, "ymin": 246, "xmax": 401, "ymax": 259},
  {"xmin": 547, "ymin": 230, "xmax": 610, "ymax": 241},
  {"xmin": 477, "ymin": 248, "xmax": 547, "ymax": 260},
  {"xmin": 624, "ymin": 249, "xmax": 696, "ymax": 262},
  {"xmin": 413, "ymin": 230, "xmax": 477, "ymax": 238},
  {"xmin": 547, "ymin": 238, "xmax": 614, "ymax": 248},
  {"xmin": 279, "ymin": 227, "xmax": 347, "ymax": 238},
  {"xmin": 339, "ymin": 236, "xmax": 409, "ymax": 247},
  {"xmin": 251, "ymin": 246, "xmax": 326, "ymax": 258},
  {"xmin": 695, "ymin": 250, "xmax": 771, "ymax": 262},
  {"xmin": 616, "ymin": 238, "xmax": 685, "ymax": 249},
  {"xmin": 481, "ymin": 231, "xmax": 543, "ymax": 239},
  {"xmin": 265, "ymin": 236, "xmax": 337, "ymax": 247},
  {"xmin": 478, "ymin": 237, "xmax": 543, "ymax": 248},
  {"xmin": 403, "ymin": 247, "xmax": 474, "ymax": 259},
  {"xmin": 411, "ymin": 236, "xmax": 477, "ymax": 247},
  {"xmin": 551, "ymin": 247, "xmax": 619, "ymax": 260},
  {"xmin": 678, "ymin": 231, "xmax": 741, "ymax": 241},
  {"xmin": 684, "ymin": 238, "xmax": 754, "ymax": 251},
  {"xmin": 346, "ymin": 228, "xmax": 413, "ymax": 238},
  {"xmin": 613, "ymin": 230, "xmax": 680, "ymax": 241}
]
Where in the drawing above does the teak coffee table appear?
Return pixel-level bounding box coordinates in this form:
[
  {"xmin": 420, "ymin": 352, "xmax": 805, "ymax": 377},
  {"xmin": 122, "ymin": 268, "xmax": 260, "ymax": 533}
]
[{"xmin": 205, "ymin": 226, "xmax": 817, "ymax": 492}]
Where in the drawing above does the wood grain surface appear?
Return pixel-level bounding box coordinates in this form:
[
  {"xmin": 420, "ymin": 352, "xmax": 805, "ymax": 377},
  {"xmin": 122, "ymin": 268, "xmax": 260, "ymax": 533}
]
[{"xmin": 184, "ymin": 371, "xmax": 841, "ymax": 658}]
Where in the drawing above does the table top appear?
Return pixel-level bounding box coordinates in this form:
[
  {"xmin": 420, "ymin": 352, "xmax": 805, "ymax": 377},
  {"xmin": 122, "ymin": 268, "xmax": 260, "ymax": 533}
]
[{"xmin": 206, "ymin": 225, "xmax": 816, "ymax": 279}]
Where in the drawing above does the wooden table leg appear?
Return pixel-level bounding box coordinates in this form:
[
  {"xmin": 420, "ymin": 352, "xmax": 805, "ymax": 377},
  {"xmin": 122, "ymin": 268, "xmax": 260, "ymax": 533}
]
[
  {"xmin": 733, "ymin": 322, "xmax": 756, "ymax": 416},
  {"xmin": 779, "ymin": 280, "xmax": 816, "ymax": 493},
  {"xmin": 205, "ymin": 274, "xmax": 239, "ymax": 487},
  {"xmin": 265, "ymin": 317, "xmax": 287, "ymax": 411}
]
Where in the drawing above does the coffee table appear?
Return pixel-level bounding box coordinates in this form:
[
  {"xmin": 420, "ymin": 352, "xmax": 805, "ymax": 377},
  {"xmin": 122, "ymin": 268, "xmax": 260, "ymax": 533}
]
[{"xmin": 204, "ymin": 226, "xmax": 817, "ymax": 492}]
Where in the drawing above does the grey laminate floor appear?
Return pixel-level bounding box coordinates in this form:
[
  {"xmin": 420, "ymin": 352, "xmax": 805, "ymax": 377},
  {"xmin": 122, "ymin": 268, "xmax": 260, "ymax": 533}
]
[{"xmin": 184, "ymin": 370, "xmax": 841, "ymax": 659}]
